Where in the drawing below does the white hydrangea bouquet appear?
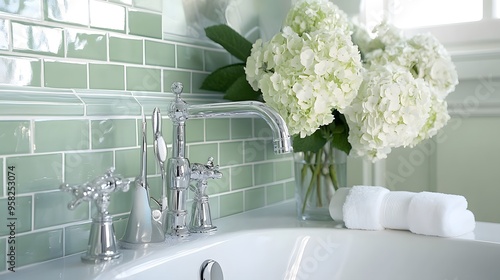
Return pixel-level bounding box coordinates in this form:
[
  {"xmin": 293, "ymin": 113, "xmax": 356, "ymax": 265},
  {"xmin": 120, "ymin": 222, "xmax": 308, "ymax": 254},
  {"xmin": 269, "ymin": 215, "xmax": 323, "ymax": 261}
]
[{"xmin": 201, "ymin": 0, "xmax": 458, "ymax": 219}]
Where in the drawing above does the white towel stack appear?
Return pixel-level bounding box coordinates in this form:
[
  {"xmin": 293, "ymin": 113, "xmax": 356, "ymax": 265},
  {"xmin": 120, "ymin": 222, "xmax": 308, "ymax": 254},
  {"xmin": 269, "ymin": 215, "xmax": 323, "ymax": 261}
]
[{"xmin": 329, "ymin": 186, "xmax": 476, "ymax": 237}]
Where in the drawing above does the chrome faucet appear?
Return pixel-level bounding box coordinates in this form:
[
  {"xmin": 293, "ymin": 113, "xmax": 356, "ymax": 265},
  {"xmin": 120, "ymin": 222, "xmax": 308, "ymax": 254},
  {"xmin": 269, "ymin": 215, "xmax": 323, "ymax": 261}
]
[
  {"xmin": 60, "ymin": 168, "xmax": 130, "ymax": 262},
  {"xmin": 164, "ymin": 82, "xmax": 293, "ymax": 237}
]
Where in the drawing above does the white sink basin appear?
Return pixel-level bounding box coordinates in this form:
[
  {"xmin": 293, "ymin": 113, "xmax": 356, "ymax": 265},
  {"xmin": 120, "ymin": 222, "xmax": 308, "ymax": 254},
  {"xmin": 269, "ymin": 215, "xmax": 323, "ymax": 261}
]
[
  {"xmin": 99, "ymin": 227, "xmax": 500, "ymax": 280},
  {"xmin": 5, "ymin": 202, "xmax": 500, "ymax": 280}
]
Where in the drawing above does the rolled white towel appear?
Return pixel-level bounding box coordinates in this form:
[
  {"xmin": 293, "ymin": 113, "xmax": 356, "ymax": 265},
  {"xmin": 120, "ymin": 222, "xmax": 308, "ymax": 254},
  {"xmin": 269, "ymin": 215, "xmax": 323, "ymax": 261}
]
[
  {"xmin": 408, "ymin": 191, "xmax": 476, "ymax": 237},
  {"xmin": 329, "ymin": 187, "xmax": 350, "ymax": 221},
  {"xmin": 381, "ymin": 191, "xmax": 415, "ymax": 230},
  {"xmin": 342, "ymin": 186, "xmax": 390, "ymax": 230},
  {"xmin": 329, "ymin": 186, "xmax": 476, "ymax": 237}
]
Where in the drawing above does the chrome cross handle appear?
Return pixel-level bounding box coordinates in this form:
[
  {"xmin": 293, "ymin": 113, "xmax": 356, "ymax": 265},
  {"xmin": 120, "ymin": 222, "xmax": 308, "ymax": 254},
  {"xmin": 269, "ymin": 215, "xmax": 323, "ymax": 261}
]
[
  {"xmin": 189, "ymin": 157, "xmax": 222, "ymax": 233},
  {"xmin": 61, "ymin": 168, "xmax": 130, "ymax": 214},
  {"xmin": 60, "ymin": 168, "xmax": 130, "ymax": 263}
]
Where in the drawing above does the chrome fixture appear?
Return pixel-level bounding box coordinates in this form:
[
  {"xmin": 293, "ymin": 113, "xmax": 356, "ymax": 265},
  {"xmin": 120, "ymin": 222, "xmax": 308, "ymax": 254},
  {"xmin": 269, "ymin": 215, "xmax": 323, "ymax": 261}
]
[
  {"xmin": 189, "ymin": 157, "xmax": 222, "ymax": 233},
  {"xmin": 121, "ymin": 115, "xmax": 166, "ymax": 248},
  {"xmin": 60, "ymin": 168, "xmax": 130, "ymax": 263},
  {"xmin": 165, "ymin": 82, "xmax": 293, "ymax": 237},
  {"xmin": 200, "ymin": 259, "xmax": 224, "ymax": 280}
]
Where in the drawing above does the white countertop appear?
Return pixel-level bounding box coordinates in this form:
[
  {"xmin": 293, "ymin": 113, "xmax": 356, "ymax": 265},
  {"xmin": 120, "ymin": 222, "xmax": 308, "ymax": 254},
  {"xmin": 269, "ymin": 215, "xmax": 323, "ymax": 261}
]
[{"xmin": 3, "ymin": 201, "xmax": 500, "ymax": 279}]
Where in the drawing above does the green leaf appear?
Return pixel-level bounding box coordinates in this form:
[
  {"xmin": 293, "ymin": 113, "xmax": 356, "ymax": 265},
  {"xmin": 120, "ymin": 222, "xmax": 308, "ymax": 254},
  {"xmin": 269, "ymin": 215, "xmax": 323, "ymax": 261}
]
[
  {"xmin": 292, "ymin": 130, "xmax": 328, "ymax": 153},
  {"xmin": 330, "ymin": 112, "xmax": 351, "ymax": 155},
  {"xmin": 201, "ymin": 64, "xmax": 246, "ymax": 91},
  {"xmin": 205, "ymin": 24, "xmax": 253, "ymax": 62},
  {"xmin": 224, "ymin": 76, "xmax": 261, "ymax": 101}
]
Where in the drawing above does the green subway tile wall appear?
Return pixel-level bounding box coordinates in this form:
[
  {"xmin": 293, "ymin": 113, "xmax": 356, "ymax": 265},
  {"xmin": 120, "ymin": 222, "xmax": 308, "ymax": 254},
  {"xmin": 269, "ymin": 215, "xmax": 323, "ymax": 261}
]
[{"xmin": 0, "ymin": 0, "xmax": 294, "ymax": 271}]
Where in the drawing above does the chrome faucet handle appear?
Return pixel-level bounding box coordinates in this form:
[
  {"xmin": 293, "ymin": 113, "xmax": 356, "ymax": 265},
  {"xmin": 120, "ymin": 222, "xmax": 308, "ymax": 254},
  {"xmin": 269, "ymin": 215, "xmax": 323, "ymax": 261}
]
[
  {"xmin": 61, "ymin": 168, "xmax": 130, "ymax": 215},
  {"xmin": 171, "ymin": 81, "xmax": 184, "ymax": 96},
  {"xmin": 189, "ymin": 157, "xmax": 222, "ymax": 233},
  {"xmin": 168, "ymin": 81, "xmax": 188, "ymax": 122},
  {"xmin": 60, "ymin": 168, "xmax": 130, "ymax": 263}
]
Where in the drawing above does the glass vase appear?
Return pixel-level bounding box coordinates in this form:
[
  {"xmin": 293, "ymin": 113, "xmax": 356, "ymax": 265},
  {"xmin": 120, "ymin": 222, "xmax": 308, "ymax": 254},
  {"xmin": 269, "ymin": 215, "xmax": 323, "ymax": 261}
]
[{"xmin": 294, "ymin": 143, "xmax": 347, "ymax": 221}]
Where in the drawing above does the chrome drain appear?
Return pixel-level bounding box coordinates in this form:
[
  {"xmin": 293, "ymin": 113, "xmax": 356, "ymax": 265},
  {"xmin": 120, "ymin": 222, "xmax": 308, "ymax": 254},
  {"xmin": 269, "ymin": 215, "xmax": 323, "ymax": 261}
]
[{"xmin": 200, "ymin": 259, "xmax": 224, "ymax": 280}]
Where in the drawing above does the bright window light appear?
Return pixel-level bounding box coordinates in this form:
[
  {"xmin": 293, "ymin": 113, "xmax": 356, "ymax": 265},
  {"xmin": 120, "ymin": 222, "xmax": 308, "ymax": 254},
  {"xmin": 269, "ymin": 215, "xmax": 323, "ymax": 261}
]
[
  {"xmin": 390, "ymin": 0, "xmax": 483, "ymax": 28},
  {"xmin": 494, "ymin": 0, "xmax": 500, "ymax": 18}
]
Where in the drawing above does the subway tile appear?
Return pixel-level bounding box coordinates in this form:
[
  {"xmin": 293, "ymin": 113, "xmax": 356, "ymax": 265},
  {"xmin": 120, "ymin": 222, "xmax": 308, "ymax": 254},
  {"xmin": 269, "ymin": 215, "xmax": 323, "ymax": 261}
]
[
  {"xmin": 44, "ymin": 61, "xmax": 87, "ymax": 88},
  {"xmin": 89, "ymin": 64, "xmax": 125, "ymax": 90},
  {"xmin": 66, "ymin": 29, "xmax": 107, "ymax": 61},
  {"xmin": 126, "ymin": 66, "xmax": 161, "ymax": 92},
  {"xmin": 133, "ymin": 0, "xmax": 162, "ymax": 12},
  {"xmin": 185, "ymin": 119, "xmax": 204, "ymax": 143},
  {"xmin": 64, "ymin": 223, "xmax": 91, "ymax": 256},
  {"xmin": 177, "ymin": 45, "xmax": 203, "ymax": 70},
  {"xmin": 192, "ymin": 72, "xmax": 219, "ymax": 94},
  {"xmin": 231, "ymin": 164, "xmax": 253, "ymax": 190},
  {"xmin": 219, "ymin": 191, "xmax": 243, "ymax": 217},
  {"xmin": 77, "ymin": 92, "xmax": 141, "ymax": 116},
  {"xmin": 0, "ymin": 19, "xmax": 8, "ymax": 50},
  {"xmin": 0, "ymin": 56, "xmax": 41, "ymax": 87},
  {"xmin": 35, "ymin": 191, "xmax": 89, "ymax": 229},
  {"xmin": 45, "ymin": 0, "xmax": 89, "ymax": 26},
  {"xmin": 285, "ymin": 181, "xmax": 295, "ymax": 200},
  {"xmin": 245, "ymin": 187, "xmax": 266, "ymax": 211},
  {"xmin": 254, "ymin": 118, "xmax": 273, "ymax": 139},
  {"xmin": 6, "ymin": 154, "xmax": 62, "ymax": 193},
  {"xmin": 16, "ymin": 229, "xmax": 63, "ymax": 267},
  {"xmin": 12, "ymin": 22, "xmax": 63, "ymax": 56},
  {"xmin": 208, "ymin": 196, "xmax": 220, "ymax": 219},
  {"xmin": 0, "ymin": 238, "xmax": 4, "ymax": 272},
  {"xmin": 275, "ymin": 160, "xmax": 293, "ymax": 181},
  {"xmin": 145, "ymin": 40, "xmax": 175, "ymax": 67},
  {"xmin": 266, "ymin": 183, "xmax": 285, "ymax": 205},
  {"xmin": 163, "ymin": 70, "xmax": 191, "ymax": 93},
  {"xmin": 91, "ymin": 119, "xmax": 136, "ymax": 149},
  {"xmin": 231, "ymin": 118, "xmax": 253, "ymax": 139},
  {"xmin": 244, "ymin": 140, "xmax": 266, "ymax": 163},
  {"xmin": 64, "ymin": 151, "xmax": 113, "ymax": 184},
  {"xmin": 90, "ymin": 0, "xmax": 126, "ymax": 32},
  {"xmin": 254, "ymin": 162, "xmax": 275, "ymax": 186},
  {"xmin": 206, "ymin": 119, "xmax": 230, "ymax": 141},
  {"xmin": 109, "ymin": 36, "xmax": 143, "ymax": 64},
  {"xmin": 0, "ymin": 0, "xmax": 42, "ymax": 19},
  {"xmin": 219, "ymin": 142, "xmax": 244, "ymax": 166},
  {"xmin": 34, "ymin": 119, "xmax": 89, "ymax": 153},
  {"xmin": 188, "ymin": 143, "xmax": 217, "ymax": 165},
  {"xmin": 0, "ymin": 121, "xmax": 30, "ymax": 155},
  {"xmin": 0, "ymin": 196, "xmax": 32, "ymax": 236},
  {"xmin": 115, "ymin": 147, "xmax": 156, "ymax": 178},
  {"xmin": 204, "ymin": 50, "xmax": 231, "ymax": 72},
  {"xmin": 0, "ymin": 86, "xmax": 84, "ymax": 116},
  {"xmin": 128, "ymin": 10, "xmax": 162, "ymax": 39}
]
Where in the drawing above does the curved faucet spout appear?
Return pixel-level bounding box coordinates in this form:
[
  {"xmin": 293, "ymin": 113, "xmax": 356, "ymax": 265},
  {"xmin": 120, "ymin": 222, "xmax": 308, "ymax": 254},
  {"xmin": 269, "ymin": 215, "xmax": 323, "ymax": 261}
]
[
  {"xmin": 165, "ymin": 82, "xmax": 293, "ymax": 238},
  {"xmin": 188, "ymin": 101, "xmax": 293, "ymax": 154}
]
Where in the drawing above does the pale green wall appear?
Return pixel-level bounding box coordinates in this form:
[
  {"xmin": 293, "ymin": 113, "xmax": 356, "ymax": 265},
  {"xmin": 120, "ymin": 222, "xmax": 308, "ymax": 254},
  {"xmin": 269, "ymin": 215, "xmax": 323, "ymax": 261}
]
[{"xmin": 385, "ymin": 54, "xmax": 500, "ymax": 223}]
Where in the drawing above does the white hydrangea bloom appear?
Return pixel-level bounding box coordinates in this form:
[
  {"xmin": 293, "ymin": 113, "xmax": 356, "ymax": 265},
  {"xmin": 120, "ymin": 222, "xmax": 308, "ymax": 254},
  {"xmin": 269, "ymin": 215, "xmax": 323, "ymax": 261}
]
[
  {"xmin": 344, "ymin": 64, "xmax": 432, "ymax": 161},
  {"xmin": 411, "ymin": 95, "xmax": 450, "ymax": 146},
  {"xmin": 247, "ymin": 25, "xmax": 363, "ymax": 138},
  {"xmin": 366, "ymin": 33, "xmax": 458, "ymax": 100},
  {"xmin": 285, "ymin": 0, "xmax": 351, "ymax": 37}
]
